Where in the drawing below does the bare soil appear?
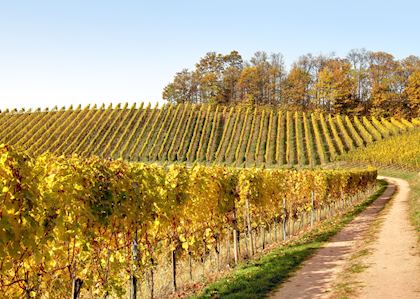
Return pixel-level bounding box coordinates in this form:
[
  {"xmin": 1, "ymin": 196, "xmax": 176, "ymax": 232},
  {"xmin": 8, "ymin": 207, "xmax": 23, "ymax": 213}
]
[{"xmin": 270, "ymin": 176, "xmax": 420, "ymax": 299}]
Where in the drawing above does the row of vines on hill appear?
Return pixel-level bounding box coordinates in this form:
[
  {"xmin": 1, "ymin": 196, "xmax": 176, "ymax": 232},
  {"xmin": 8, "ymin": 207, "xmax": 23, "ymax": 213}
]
[
  {"xmin": 0, "ymin": 104, "xmax": 418, "ymax": 166},
  {"xmin": 0, "ymin": 145, "xmax": 377, "ymax": 298},
  {"xmin": 340, "ymin": 129, "xmax": 420, "ymax": 169}
]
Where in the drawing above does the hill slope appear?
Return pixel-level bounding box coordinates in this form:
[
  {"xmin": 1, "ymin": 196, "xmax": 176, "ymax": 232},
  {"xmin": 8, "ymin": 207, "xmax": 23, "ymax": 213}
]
[
  {"xmin": 0, "ymin": 103, "xmax": 418, "ymax": 166},
  {"xmin": 340, "ymin": 129, "xmax": 420, "ymax": 169}
]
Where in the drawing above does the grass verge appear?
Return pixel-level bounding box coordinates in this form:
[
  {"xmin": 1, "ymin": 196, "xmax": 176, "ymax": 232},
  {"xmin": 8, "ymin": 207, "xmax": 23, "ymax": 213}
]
[{"xmin": 191, "ymin": 180, "xmax": 387, "ymax": 299}]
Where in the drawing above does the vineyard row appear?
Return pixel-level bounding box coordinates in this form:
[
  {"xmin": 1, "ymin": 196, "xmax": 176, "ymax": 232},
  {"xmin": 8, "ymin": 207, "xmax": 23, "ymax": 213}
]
[
  {"xmin": 0, "ymin": 145, "xmax": 377, "ymax": 298},
  {"xmin": 0, "ymin": 104, "xmax": 418, "ymax": 166}
]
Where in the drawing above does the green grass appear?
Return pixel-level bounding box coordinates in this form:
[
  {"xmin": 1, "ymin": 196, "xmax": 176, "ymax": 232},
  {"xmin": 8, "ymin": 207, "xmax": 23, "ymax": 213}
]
[
  {"xmin": 350, "ymin": 248, "xmax": 371, "ymax": 260},
  {"xmin": 192, "ymin": 180, "xmax": 387, "ymax": 299},
  {"xmin": 348, "ymin": 263, "xmax": 368, "ymax": 274},
  {"xmin": 377, "ymin": 169, "xmax": 420, "ymax": 233}
]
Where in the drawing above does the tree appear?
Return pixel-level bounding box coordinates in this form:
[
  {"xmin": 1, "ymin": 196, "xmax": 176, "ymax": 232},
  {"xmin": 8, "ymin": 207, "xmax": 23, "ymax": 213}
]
[
  {"xmin": 368, "ymin": 51, "xmax": 400, "ymax": 117},
  {"xmin": 162, "ymin": 69, "xmax": 198, "ymax": 104},
  {"xmin": 265, "ymin": 53, "xmax": 286, "ymax": 105},
  {"xmin": 405, "ymin": 70, "xmax": 420, "ymax": 117},
  {"xmin": 195, "ymin": 52, "xmax": 225, "ymax": 104},
  {"xmin": 194, "ymin": 51, "xmax": 245, "ymax": 104},
  {"xmin": 163, "ymin": 51, "xmax": 244, "ymax": 105},
  {"xmin": 237, "ymin": 66, "xmax": 260, "ymax": 105},
  {"xmin": 314, "ymin": 59, "xmax": 357, "ymax": 114},
  {"xmin": 281, "ymin": 66, "xmax": 311, "ymax": 109},
  {"xmin": 347, "ymin": 48, "xmax": 370, "ymax": 112},
  {"xmin": 401, "ymin": 55, "xmax": 420, "ymax": 76},
  {"xmin": 295, "ymin": 53, "xmax": 334, "ymax": 108},
  {"xmin": 235, "ymin": 51, "xmax": 285, "ymax": 105},
  {"xmin": 221, "ymin": 51, "xmax": 243, "ymax": 103},
  {"xmin": 162, "ymin": 49, "xmax": 420, "ymax": 117}
]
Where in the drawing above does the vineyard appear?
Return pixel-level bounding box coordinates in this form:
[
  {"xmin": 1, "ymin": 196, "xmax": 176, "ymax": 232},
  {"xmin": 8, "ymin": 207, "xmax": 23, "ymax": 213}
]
[
  {"xmin": 0, "ymin": 144, "xmax": 378, "ymax": 298},
  {"xmin": 0, "ymin": 103, "xmax": 418, "ymax": 166},
  {"xmin": 340, "ymin": 128, "xmax": 420, "ymax": 169},
  {"xmin": 2, "ymin": 3, "xmax": 419, "ymax": 297},
  {"xmin": 1, "ymin": 103, "xmax": 419, "ymax": 298}
]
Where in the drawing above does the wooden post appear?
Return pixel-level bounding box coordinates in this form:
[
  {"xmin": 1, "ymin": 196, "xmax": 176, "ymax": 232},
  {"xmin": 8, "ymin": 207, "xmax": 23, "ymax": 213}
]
[
  {"xmin": 130, "ymin": 276, "xmax": 137, "ymax": 299},
  {"xmin": 310, "ymin": 191, "xmax": 315, "ymax": 227},
  {"xmin": 215, "ymin": 236, "xmax": 220, "ymax": 271},
  {"xmin": 172, "ymin": 249, "xmax": 177, "ymax": 292},
  {"xmin": 245, "ymin": 196, "xmax": 254, "ymax": 256},
  {"xmin": 291, "ymin": 218, "xmax": 294, "ymax": 235},
  {"xmin": 202, "ymin": 239, "xmax": 206, "ymax": 278},
  {"xmin": 150, "ymin": 259, "xmax": 155, "ymax": 299},
  {"xmin": 232, "ymin": 207, "xmax": 239, "ymax": 265},
  {"xmin": 262, "ymin": 226, "xmax": 266, "ymax": 250},
  {"xmin": 226, "ymin": 233, "xmax": 231, "ymax": 265},
  {"xmin": 188, "ymin": 253, "xmax": 193, "ymax": 281},
  {"xmin": 130, "ymin": 231, "xmax": 138, "ymax": 299},
  {"xmin": 24, "ymin": 276, "xmax": 30, "ymax": 299},
  {"xmin": 72, "ymin": 278, "xmax": 83, "ymax": 299},
  {"xmin": 274, "ymin": 218, "xmax": 278, "ymax": 242},
  {"xmin": 233, "ymin": 228, "xmax": 238, "ymax": 264},
  {"xmin": 243, "ymin": 217, "xmax": 249, "ymax": 257},
  {"xmin": 282, "ymin": 197, "xmax": 287, "ymax": 240},
  {"xmin": 300, "ymin": 212, "xmax": 303, "ymax": 230}
]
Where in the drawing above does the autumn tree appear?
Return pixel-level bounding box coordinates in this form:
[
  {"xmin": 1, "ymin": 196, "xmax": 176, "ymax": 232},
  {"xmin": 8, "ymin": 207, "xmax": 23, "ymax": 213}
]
[
  {"xmin": 163, "ymin": 51, "xmax": 243, "ymax": 104},
  {"xmin": 163, "ymin": 49, "xmax": 420, "ymax": 117},
  {"xmin": 237, "ymin": 66, "xmax": 260, "ymax": 105},
  {"xmin": 237, "ymin": 52, "xmax": 285, "ymax": 105},
  {"xmin": 405, "ymin": 70, "xmax": 420, "ymax": 117},
  {"xmin": 314, "ymin": 59, "xmax": 357, "ymax": 114},
  {"xmin": 296, "ymin": 53, "xmax": 335, "ymax": 108},
  {"xmin": 162, "ymin": 69, "xmax": 198, "ymax": 104},
  {"xmin": 195, "ymin": 52, "xmax": 226, "ymax": 104},
  {"xmin": 367, "ymin": 51, "xmax": 402, "ymax": 117},
  {"xmin": 281, "ymin": 65, "xmax": 311, "ymax": 109},
  {"xmin": 347, "ymin": 48, "xmax": 370, "ymax": 112},
  {"xmin": 222, "ymin": 51, "xmax": 244, "ymax": 103}
]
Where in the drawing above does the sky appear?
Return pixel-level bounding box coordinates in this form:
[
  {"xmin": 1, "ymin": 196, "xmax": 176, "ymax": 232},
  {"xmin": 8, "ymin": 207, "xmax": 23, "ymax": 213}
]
[{"xmin": 0, "ymin": 0, "xmax": 419, "ymax": 111}]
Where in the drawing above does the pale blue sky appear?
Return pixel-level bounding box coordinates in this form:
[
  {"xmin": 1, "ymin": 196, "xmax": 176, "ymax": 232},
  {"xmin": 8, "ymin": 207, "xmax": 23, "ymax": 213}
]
[{"xmin": 0, "ymin": 0, "xmax": 419, "ymax": 110}]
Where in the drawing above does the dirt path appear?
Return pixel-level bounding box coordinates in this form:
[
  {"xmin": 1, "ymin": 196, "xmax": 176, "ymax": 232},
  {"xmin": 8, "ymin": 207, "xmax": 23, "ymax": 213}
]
[
  {"xmin": 355, "ymin": 177, "xmax": 420, "ymax": 299},
  {"xmin": 270, "ymin": 176, "xmax": 419, "ymax": 299}
]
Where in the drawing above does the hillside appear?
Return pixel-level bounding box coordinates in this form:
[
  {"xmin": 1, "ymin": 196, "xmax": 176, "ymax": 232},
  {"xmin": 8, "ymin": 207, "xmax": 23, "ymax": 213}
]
[
  {"xmin": 0, "ymin": 103, "xmax": 418, "ymax": 166},
  {"xmin": 340, "ymin": 129, "xmax": 420, "ymax": 169}
]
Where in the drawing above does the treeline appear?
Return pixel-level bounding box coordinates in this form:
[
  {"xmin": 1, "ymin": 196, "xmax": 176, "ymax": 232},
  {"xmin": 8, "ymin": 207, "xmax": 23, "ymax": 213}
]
[{"xmin": 163, "ymin": 49, "xmax": 420, "ymax": 118}]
